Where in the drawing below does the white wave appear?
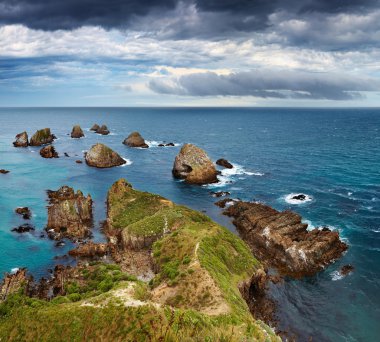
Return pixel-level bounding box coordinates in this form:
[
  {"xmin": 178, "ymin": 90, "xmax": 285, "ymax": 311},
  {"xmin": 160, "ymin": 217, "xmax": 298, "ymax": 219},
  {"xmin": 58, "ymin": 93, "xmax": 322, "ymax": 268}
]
[
  {"xmin": 348, "ymin": 192, "xmax": 353, "ymax": 196},
  {"xmin": 331, "ymin": 270, "xmax": 343, "ymax": 281},
  {"xmin": 303, "ymin": 219, "xmax": 317, "ymax": 231},
  {"xmin": 120, "ymin": 158, "xmax": 133, "ymax": 166},
  {"xmin": 284, "ymin": 193, "xmax": 313, "ymax": 205},
  {"xmin": 10, "ymin": 268, "xmax": 19, "ymax": 274},
  {"xmin": 146, "ymin": 140, "xmax": 179, "ymax": 147},
  {"xmin": 372, "ymin": 229, "xmax": 380, "ymax": 233}
]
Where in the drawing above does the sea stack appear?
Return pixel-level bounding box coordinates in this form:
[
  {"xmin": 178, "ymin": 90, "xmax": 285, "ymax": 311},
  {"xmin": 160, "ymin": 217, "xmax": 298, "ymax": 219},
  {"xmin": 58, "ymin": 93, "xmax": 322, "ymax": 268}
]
[
  {"xmin": 71, "ymin": 125, "xmax": 84, "ymax": 138},
  {"xmin": 40, "ymin": 145, "xmax": 59, "ymax": 158},
  {"xmin": 123, "ymin": 132, "xmax": 149, "ymax": 148},
  {"xmin": 172, "ymin": 143, "xmax": 218, "ymax": 184},
  {"xmin": 96, "ymin": 125, "xmax": 110, "ymax": 135},
  {"xmin": 90, "ymin": 124, "xmax": 100, "ymax": 131},
  {"xmin": 29, "ymin": 128, "xmax": 55, "ymax": 146},
  {"xmin": 46, "ymin": 186, "xmax": 93, "ymax": 240},
  {"xmin": 85, "ymin": 143, "xmax": 126, "ymax": 168},
  {"xmin": 13, "ymin": 131, "xmax": 29, "ymax": 147}
]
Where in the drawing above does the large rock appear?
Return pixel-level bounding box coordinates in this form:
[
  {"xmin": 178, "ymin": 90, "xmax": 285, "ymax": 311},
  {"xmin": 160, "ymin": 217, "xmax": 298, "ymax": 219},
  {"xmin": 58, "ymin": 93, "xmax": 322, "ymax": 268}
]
[
  {"xmin": 46, "ymin": 186, "xmax": 93, "ymax": 240},
  {"xmin": 40, "ymin": 145, "xmax": 59, "ymax": 158},
  {"xmin": 71, "ymin": 125, "xmax": 84, "ymax": 138},
  {"xmin": 96, "ymin": 125, "xmax": 110, "ymax": 135},
  {"xmin": 223, "ymin": 201, "xmax": 348, "ymax": 278},
  {"xmin": 123, "ymin": 132, "xmax": 149, "ymax": 148},
  {"xmin": 29, "ymin": 128, "xmax": 55, "ymax": 146},
  {"xmin": 172, "ymin": 144, "xmax": 218, "ymax": 184},
  {"xmin": 13, "ymin": 131, "xmax": 28, "ymax": 147},
  {"xmin": 85, "ymin": 143, "xmax": 126, "ymax": 168}
]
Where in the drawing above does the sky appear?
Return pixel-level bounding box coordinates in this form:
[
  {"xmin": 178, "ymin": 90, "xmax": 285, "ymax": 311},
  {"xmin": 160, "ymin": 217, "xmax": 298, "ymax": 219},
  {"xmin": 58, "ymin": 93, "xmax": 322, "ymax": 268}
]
[{"xmin": 1, "ymin": 0, "xmax": 380, "ymax": 107}]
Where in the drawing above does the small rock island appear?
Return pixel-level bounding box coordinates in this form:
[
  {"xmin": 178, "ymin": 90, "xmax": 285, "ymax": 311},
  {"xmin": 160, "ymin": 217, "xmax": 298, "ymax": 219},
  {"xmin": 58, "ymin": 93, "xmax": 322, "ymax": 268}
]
[{"xmin": 85, "ymin": 143, "xmax": 126, "ymax": 168}]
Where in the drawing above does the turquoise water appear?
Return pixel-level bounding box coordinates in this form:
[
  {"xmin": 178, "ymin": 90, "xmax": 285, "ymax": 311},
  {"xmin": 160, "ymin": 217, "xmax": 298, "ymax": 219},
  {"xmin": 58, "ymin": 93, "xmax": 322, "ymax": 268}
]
[{"xmin": 0, "ymin": 107, "xmax": 379, "ymax": 341}]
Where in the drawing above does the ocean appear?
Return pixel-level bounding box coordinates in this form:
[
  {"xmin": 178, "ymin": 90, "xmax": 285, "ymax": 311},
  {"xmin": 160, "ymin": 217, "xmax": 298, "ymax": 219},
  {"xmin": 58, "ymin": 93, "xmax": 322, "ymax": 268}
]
[{"xmin": 0, "ymin": 107, "xmax": 379, "ymax": 341}]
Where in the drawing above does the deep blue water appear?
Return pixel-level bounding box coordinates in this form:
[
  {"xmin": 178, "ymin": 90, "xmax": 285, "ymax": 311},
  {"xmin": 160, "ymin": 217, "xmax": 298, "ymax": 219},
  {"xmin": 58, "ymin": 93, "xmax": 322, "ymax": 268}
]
[{"xmin": 0, "ymin": 107, "xmax": 379, "ymax": 341}]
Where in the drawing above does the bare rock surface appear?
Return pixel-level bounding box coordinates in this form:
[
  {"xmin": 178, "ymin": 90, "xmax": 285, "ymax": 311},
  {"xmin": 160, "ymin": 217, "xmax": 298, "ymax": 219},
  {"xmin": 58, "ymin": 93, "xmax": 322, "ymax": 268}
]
[
  {"xmin": 13, "ymin": 131, "xmax": 29, "ymax": 147},
  {"xmin": 15, "ymin": 207, "xmax": 32, "ymax": 219},
  {"xmin": 85, "ymin": 143, "xmax": 126, "ymax": 168},
  {"xmin": 216, "ymin": 158, "xmax": 233, "ymax": 169},
  {"xmin": 123, "ymin": 132, "xmax": 149, "ymax": 148},
  {"xmin": 71, "ymin": 125, "xmax": 84, "ymax": 138},
  {"xmin": 68, "ymin": 242, "xmax": 108, "ymax": 258},
  {"xmin": 224, "ymin": 201, "xmax": 348, "ymax": 278},
  {"xmin": 96, "ymin": 124, "xmax": 110, "ymax": 135},
  {"xmin": 40, "ymin": 145, "xmax": 59, "ymax": 158},
  {"xmin": 172, "ymin": 143, "xmax": 218, "ymax": 184}
]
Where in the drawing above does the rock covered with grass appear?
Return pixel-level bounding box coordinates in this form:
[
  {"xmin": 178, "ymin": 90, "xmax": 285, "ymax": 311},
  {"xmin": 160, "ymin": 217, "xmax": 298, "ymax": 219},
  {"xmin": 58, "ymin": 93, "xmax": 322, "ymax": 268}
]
[
  {"xmin": 85, "ymin": 143, "xmax": 126, "ymax": 168},
  {"xmin": 29, "ymin": 128, "xmax": 56, "ymax": 146},
  {"xmin": 46, "ymin": 186, "xmax": 93, "ymax": 240},
  {"xmin": 123, "ymin": 132, "xmax": 149, "ymax": 148},
  {"xmin": 172, "ymin": 144, "xmax": 218, "ymax": 185},
  {"xmin": 13, "ymin": 131, "xmax": 29, "ymax": 147},
  {"xmin": 71, "ymin": 125, "xmax": 84, "ymax": 138}
]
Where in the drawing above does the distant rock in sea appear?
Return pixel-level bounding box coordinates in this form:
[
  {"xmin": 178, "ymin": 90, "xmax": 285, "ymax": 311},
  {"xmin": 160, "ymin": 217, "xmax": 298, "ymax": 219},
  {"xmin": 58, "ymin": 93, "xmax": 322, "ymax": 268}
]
[
  {"xmin": 216, "ymin": 158, "xmax": 233, "ymax": 169},
  {"xmin": 29, "ymin": 128, "xmax": 55, "ymax": 146},
  {"xmin": 172, "ymin": 143, "xmax": 218, "ymax": 184},
  {"xmin": 71, "ymin": 125, "xmax": 84, "ymax": 138},
  {"xmin": 123, "ymin": 132, "xmax": 149, "ymax": 148},
  {"xmin": 95, "ymin": 124, "xmax": 110, "ymax": 135},
  {"xmin": 12, "ymin": 223, "xmax": 35, "ymax": 233},
  {"xmin": 40, "ymin": 145, "xmax": 59, "ymax": 158},
  {"xmin": 223, "ymin": 201, "xmax": 348, "ymax": 278},
  {"xmin": 90, "ymin": 124, "xmax": 100, "ymax": 131},
  {"xmin": 46, "ymin": 185, "xmax": 93, "ymax": 240},
  {"xmin": 13, "ymin": 131, "xmax": 29, "ymax": 147},
  {"xmin": 0, "ymin": 169, "xmax": 10, "ymax": 174},
  {"xmin": 85, "ymin": 143, "xmax": 126, "ymax": 168}
]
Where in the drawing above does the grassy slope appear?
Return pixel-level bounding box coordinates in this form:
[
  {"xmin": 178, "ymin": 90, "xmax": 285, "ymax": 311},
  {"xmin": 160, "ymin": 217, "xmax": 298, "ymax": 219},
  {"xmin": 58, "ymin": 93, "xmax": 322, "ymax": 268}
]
[{"xmin": 0, "ymin": 179, "xmax": 280, "ymax": 341}]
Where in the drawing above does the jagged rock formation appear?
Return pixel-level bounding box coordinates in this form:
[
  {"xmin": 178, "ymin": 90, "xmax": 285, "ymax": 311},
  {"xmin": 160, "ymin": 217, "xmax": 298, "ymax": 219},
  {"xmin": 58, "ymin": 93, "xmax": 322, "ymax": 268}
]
[
  {"xmin": 12, "ymin": 223, "xmax": 35, "ymax": 233},
  {"xmin": 224, "ymin": 201, "xmax": 348, "ymax": 278},
  {"xmin": 13, "ymin": 131, "xmax": 28, "ymax": 147},
  {"xmin": 90, "ymin": 124, "xmax": 100, "ymax": 131},
  {"xmin": 71, "ymin": 125, "xmax": 84, "ymax": 138},
  {"xmin": 46, "ymin": 186, "xmax": 93, "ymax": 240},
  {"xmin": 29, "ymin": 128, "xmax": 55, "ymax": 146},
  {"xmin": 123, "ymin": 132, "xmax": 149, "ymax": 148},
  {"xmin": 172, "ymin": 144, "xmax": 218, "ymax": 184},
  {"xmin": 85, "ymin": 143, "xmax": 126, "ymax": 168},
  {"xmin": 68, "ymin": 242, "xmax": 108, "ymax": 258},
  {"xmin": 15, "ymin": 207, "xmax": 31, "ymax": 219},
  {"xmin": 40, "ymin": 145, "xmax": 59, "ymax": 158},
  {"xmin": 95, "ymin": 125, "xmax": 110, "ymax": 135},
  {"xmin": 0, "ymin": 269, "xmax": 30, "ymax": 301},
  {"xmin": 216, "ymin": 158, "xmax": 233, "ymax": 169}
]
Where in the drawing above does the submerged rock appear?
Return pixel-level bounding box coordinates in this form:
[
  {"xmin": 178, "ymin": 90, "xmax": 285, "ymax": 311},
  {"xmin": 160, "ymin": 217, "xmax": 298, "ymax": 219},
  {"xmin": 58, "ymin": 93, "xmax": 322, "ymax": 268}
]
[
  {"xmin": 223, "ymin": 201, "xmax": 348, "ymax": 278},
  {"xmin": 96, "ymin": 125, "xmax": 110, "ymax": 135},
  {"xmin": 71, "ymin": 125, "xmax": 84, "ymax": 138},
  {"xmin": 216, "ymin": 158, "xmax": 233, "ymax": 169},
  {"xmin": 210, "ymin": 191, "xmax": 231, "ymax": 198},
  {"xmin": 0, "ymin": 169, "xmax": 10, "ymax": 174},
  {"xmin": 85, "ymin": 143, "xmax": 126, "ymax": 168},
  {"xmin": 76, "ymin": 160, "xmax": 83, "ymax": 164},
  {"xmin": 90, "ymin": 124, "xmax": 100, "ymax": 131},
  {"xmin": 15, "ymin": 207, "xmax": 32, "ymax": 219},
  {"xmin": 68, "ymin": 242, "xmax": 108, "ymax": 258},
  {"xmin": 46, "ymin": 186, "xmax": 93, "ymax": 240},
  {"xmin": 40, "ymin": 145, "xmax": 59, "ymax": 158},
  {"xmin": 13, "ymin": 131, "xmax": 29, "ymax": 147},
  {"xmin": 340, "ymin": 264, "xmax": 354, "ymax": 276},
  {"xmin": 123, "ymin": 132, "xmax": 149, "ymax": 148},
  {"xmin": 12, "ymin": 223, "xmax": 35, "ymax": 233},
  {"xmin": 172, "ymin": 144, "xmax": 218, "ymax": 185},
  {"xmin": 29, "ymin": 128, "xmax": 55, "ymax": 146}
]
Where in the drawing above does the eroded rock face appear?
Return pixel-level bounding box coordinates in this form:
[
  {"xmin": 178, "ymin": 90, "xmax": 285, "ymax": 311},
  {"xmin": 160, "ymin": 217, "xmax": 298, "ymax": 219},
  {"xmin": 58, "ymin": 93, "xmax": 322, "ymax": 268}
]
[
  {"xmin": 96, "ymin": 125, "xmax": 110, "ymax": 135},
  {"xmin": 46, "ymin": 186, "xmax": 93, "ymax": 240},
  {"xmin": 68, "ymin": 242, "xmax": 108, "ymax": 258},
  {"xmin": 0, "ymin": 269, "xmax": 29, "ymax": 301},
  {"xmin": 15, "ymin": 207, "xmax": 32, "ymax": 219},
  {"xmin": 172, "ymin": 144, "xmax": 218, "ymax": 185},
  {"xmin": 123, "ymin": 132, "xmax": 149, "ymax": 148},
  {"xmin": 13, "ymin": 131, "xmax": 29, "ymax": 147},
  {"xmin": 224, "ymin": 201, "xmax": 348, "ymax": 278},
  {"xmin": 90, "ymin": 124, "xmax": 100, "ymax": 131},
  {"xmin": 216, "ymin": 158, "xmax": 233, "ymax": 169},
  {"xmin": 71, "ymin": 125, "xmax": 84, "ymax": 138},
  {"xmin": 29, "ymin": 128, "xmax": 55, "ymax": 146},
  {"xmin": 40, "ymin": 145, "xmax": 59, "ymax": 158},
  {"xmin": 85, "ymin": 143, "xmax": 126, "ymax": 168}
]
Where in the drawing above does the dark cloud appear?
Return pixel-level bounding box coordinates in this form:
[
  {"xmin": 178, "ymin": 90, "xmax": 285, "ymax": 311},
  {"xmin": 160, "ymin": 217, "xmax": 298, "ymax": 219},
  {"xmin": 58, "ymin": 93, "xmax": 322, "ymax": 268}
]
[{"xmin": 149, "ymin": 70, "xmax": 380, "ymax": 100}]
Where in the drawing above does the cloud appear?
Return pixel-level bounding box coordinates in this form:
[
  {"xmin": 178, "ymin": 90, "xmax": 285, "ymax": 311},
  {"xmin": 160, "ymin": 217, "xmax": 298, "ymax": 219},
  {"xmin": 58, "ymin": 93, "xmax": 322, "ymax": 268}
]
[{"xmin": 149, "ymin": 70, "xmax": 380, "ymax": 100}]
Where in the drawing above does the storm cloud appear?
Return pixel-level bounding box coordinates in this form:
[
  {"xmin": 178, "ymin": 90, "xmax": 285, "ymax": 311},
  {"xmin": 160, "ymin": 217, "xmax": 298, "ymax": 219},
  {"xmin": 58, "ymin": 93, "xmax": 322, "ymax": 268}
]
[{"xmin": 149, "ymin": 70, "xmax": 380, "ymax": 100}]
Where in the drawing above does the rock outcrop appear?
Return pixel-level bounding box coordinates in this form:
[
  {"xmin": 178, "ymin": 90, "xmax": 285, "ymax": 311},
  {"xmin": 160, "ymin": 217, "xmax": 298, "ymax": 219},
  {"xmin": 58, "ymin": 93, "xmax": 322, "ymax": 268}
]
[
  {"xmin": 68, "ymin": 242, "xmax": 108, "ymax": 258},
  {"xmin": 12, "ymin": 223, "xmax": 35, "ymax": 233},
  {"xmin": 13, "ymin": 131, "xmax": 29, "ymax": 147},
  {"xmin": 96, "ymin": 125, "xmax": 110, "ymax": 135},
  {"xmin": 85, "ymin": 143, "xmax": 126, "ymax": 168},
  {"xmin": 29, "ymin": 128, "xmax": 55, "ymax": 146},
  {"xmin": 15, "ymin": 207, "xmax": 32, "ymax": 219},
  {"xmin": 216, "ymin": 158, "xmax": 233, "ymax": 169},
  {"xmin": 90, "ymin": 124, "xmax": 100, "ymax": 131},
  {"xmin": 0, "ymin": 268, "xmax": 30, "ymax": 301},
  {"xmin": 172, "ymin": 144, "xmax": 218, "ymax": 184},
  {"xmin": 71, "ymin": 125, "xmax": 84, "ymax": 138},
  {"xmin": 123, "ymin": 132, "xmax": 149, "ymax": 148},
  {"xmin": 40, "ymin": 145, "xmax": 59, "ymax": 158},
  {"xmin": 223, "ymin": 201, "xmax": 348, "ymax": 278},
  {"xmin": 0, "ymin": 169, "xmax": 10, "ymax": 174},
  {"xmin": 46, "ymin": 186, "xmax": 93, "ymax": 240}
]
